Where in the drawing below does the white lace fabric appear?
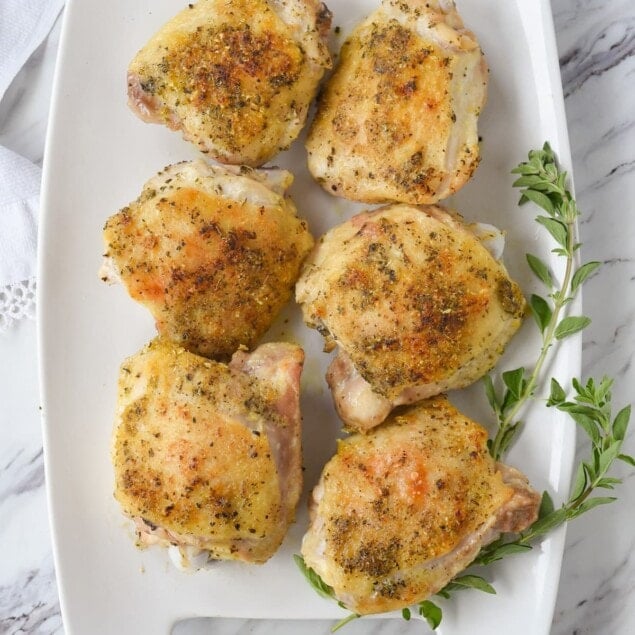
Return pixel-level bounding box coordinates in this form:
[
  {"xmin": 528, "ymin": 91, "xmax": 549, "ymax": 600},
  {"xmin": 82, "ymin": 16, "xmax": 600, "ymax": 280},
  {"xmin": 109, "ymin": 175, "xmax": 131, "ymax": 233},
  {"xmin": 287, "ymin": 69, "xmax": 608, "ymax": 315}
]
[
  {"xmin": 0, "ymin": 278, "xmax": 36, "ymax": 332},
  {"xmin": 0, "ymin": 0, "xmax": 65, "ymax": 334}
]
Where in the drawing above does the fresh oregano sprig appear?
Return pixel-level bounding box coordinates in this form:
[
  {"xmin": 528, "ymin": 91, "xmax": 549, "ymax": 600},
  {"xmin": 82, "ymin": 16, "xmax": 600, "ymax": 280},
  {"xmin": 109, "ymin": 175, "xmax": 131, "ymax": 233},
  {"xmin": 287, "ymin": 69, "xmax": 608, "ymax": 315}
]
[
  {"xmin": 487, "ymin": 142, "xmax": 600, "ymax": 460},
  {"xmin": 293, "ymin": 144, "xmax": 633, "ymax": 631},
  {"xmin": 417, "ymin": 145, "xmax": 634, "ymax": 627}
]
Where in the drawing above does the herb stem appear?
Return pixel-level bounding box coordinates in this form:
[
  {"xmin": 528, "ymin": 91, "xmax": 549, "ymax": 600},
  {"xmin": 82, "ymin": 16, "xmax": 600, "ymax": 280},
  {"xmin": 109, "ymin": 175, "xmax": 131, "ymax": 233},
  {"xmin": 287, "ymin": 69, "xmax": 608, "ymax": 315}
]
[
  {"xmin": 331, "ymin": 613, "xmax": 360, "ymax": 632},
  {"xmin": 490, "ymin": 145, "xmax": 579, "ymax": 461},
  {"xmin": 491, "ymin": 226, "xmax": 575, "ymax": 459}
]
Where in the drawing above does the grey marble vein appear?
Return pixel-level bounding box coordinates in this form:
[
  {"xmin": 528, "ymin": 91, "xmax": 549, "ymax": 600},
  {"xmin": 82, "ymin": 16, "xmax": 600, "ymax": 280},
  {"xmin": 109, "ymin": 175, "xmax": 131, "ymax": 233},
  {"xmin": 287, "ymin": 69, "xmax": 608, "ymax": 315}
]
[
  {"xmin": 559, "ymin": 18, "xmax": 635, "ymax": 98},
  {"xmin": 0, "ymin": 449, "xmax": 44, "ymax": 501},
  {"xmin": 0, "ymin": 558, "xmax": 61, "ymax": 635}
]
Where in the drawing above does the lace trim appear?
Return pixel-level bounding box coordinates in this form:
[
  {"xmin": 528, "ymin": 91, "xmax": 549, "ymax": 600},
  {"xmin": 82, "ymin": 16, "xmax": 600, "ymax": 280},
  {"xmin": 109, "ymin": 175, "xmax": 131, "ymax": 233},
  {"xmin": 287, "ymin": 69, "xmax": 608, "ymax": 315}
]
[{"xmin": 0, "ymin": 277, "xmax": 36, "ymax": 332}]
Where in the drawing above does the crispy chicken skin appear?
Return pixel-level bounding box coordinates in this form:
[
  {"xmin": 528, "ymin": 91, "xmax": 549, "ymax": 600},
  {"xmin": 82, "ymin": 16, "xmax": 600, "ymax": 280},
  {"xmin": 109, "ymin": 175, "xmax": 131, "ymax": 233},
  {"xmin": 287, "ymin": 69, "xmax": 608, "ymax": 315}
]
[
  {"xmin": 112, "ymin": 338, "xmax": 304, "ymax": 564},
  {"xmin": 101, "ymin": 160, "xmax": 314, "ymax": 360},
  {"xmin": 301, "ymin": 396, "xmax": 540, "ymax": 614},
  {"xmin": 295, "ymin": 204, "xmax": 525, "ymax": 432},
  {"xmin": 128, "ymin": 0, "xmax": 332, "ymax": 166},
  {"xmin": 306, "ymin": 0, "xmax": 487, "ymax": 204}
]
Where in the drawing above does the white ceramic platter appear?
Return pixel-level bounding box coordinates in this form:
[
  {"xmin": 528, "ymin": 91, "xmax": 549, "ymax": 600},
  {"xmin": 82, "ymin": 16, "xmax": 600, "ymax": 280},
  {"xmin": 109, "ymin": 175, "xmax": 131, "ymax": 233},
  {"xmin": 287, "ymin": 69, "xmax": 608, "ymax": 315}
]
[{"xmin": 38, "ymin": 0, "xmax": 577, "ymax": 633}]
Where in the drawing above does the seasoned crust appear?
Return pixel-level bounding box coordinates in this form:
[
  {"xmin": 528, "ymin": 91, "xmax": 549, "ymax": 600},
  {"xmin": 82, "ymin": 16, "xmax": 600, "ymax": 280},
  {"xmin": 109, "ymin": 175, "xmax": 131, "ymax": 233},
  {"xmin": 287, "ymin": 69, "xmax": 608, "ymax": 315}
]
[
  {"xmin": 128, "ymin": 0, "xmax": 332, "ymax": 166},
  {"xmin": 102, "ymin": 160, "xmax": 314, "ymax": 360},
  {"xmin": 296, "ymin": 204, "xmax": 525, "ymax": 403},
  {"xmin": 306, "ymin": 0, "xmax": 487, "ymax": 203},
  {"xmin": 301, "ymin": 396, "xmax": 540, "ymax": 614},
  {"xmin": 112, "ymin": 338, "xmax": 304, "ymax": 563}
]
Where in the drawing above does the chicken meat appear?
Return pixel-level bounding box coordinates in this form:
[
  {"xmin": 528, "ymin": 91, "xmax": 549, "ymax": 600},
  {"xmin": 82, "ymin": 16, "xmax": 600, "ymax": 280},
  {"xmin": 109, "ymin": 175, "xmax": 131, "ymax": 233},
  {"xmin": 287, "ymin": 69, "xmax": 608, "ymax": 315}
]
[
  {"xmin": 301, "ymin": 395, "xmax": 540, "ymax": 614},
  {"xmin": 128, "ymin": 0, "xmax": 332, "ymax": 166},
  {"xmin": 101, "ymin": 160, "xmax": 314, "ymax": 360},
  {"xmin": 112, "ymin": 337, "xmax": 304, "ymax": 564},
  {"xmin": 306, "ymin": 0, "xmax": 487, "ymax": 204},
  {"xmin": 295, "ymin": 204, "xmax": 525, "ymax": 432}
]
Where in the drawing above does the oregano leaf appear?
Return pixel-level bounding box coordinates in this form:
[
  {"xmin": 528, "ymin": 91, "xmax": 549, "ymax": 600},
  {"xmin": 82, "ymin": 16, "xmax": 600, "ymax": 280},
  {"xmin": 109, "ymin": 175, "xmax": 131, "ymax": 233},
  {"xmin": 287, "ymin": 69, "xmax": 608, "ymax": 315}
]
[
  {"xmin": 612, "ymin": 405, "xmax": 631, "ymax": 441},
  {"xmin": 293, "ymin": 555, "xmax": 335, "ymax": 600},
  {"xmin": 598, "ymin": 443, "xmax": 623, "ymax": 476},
  {"xmin": 570, "ymin": 462, "xmax": 587, "ymax": 500},
  {"xmin": 483, "ymin": 375, "xmax": 500, "ymax": 414},
  {"xmin": 571, "ymin": 261, "xmax": 601, "ymax": 293},
  {"xmin": 522, "ymin": 189, "xmax": 556, "ymax": 215},
  {"xmin": 523, "ymin": 508, "xmax": 568, "ymax": 540},
  {"xmin": 526, "ymin": 253, "xmax": 554, "ymax": 287},
  {"xmin": 554, "ymin": 316, "xmax": 591, "ymax": 340},
  {"xmin": 535, "ymin": 215, "xmax": 568, "ymax": 246},
  {"xmin": 547, "ymin": 378, "xmax": 566, "ymax": 405},
  {"xmin": 529, "ymin": 294, "xmax": 552, "ymax": 333},
  {"xmin": 618, "ymin": 453, "xmax": 635, "ymax": 467},
  {"xmin": 538, "ymin": 491, "xmax": 555, "ymax": 519},
  {"xmin": 449, "ymin": 575, "xmax": 496, "ymax": 595},
  {"xmin": 569, "ymin": 497, "xmax": 616, "ymax": 518},
  {"xmin": 419, "ymin": 601, "xmax": 442, "ymax": 630},
  {"xmin": 502, "ymin": 368, "xmax": 525, "ymax": 399},
  {"xmin": 513, "ymin": 175, "xmax": 546, "ymax": 188},
  {"xmin": 475, "ymin": 542, "xmax": 531, "ymax": 565}
]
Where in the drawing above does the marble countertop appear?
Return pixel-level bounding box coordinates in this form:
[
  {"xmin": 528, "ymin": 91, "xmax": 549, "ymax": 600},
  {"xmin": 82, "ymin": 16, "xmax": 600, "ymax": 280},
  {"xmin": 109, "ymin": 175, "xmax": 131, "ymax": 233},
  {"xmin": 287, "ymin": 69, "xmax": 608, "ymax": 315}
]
[{"xmin": 1, "ymin": 0, "xmax": 634, "ymax": 633}]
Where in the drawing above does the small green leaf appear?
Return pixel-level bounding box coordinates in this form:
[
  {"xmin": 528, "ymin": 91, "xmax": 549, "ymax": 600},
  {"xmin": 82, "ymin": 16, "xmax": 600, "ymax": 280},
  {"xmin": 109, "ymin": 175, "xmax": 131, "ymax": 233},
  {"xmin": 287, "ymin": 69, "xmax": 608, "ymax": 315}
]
[
  {"xmin": 524, "ymin": 508, "xmax": 568, "ymax": 540},
  {"xmin": 474, "ymin": 542, "xmax": 532, "ymax": 565},
  {"xmin": 570, "ymin": 462, "xmax": 587, "ymax": 500},
  {"xmin": 598, "ymin": 442, "xmax": 622, "ymax": 476},
  {"xmin": 526, "ymin": 253, "xmax": 554, "ymax": 287},
  {"xmin": 494, "ymin": 421, "xmax": 522, "ymax": 458},
  {"xmin": 522, "ymin": 189, "xmax": 556, "ymax": 215},
  {"xmin": 419, "ymin": 601, "xmax": 443, "ymax": 630},
  {"xmin": 612, "ymin": 405, "xmax": 631, "ymax": 441},
  {"xmin": 402, "ymin": 607, "xmax": 411, "ymax": 621},
  {"xmin": 618, "ymin": 453, "xmax": 635, "ymax": 467},
  {"xmin": 513, "ymin": 175, "xmax": 547, "ymax": 188},
  {"xmin": 511, "ymin": 163, "xmax": 539, "ymax": 175},
  {"xmin": 569, "ymin": 412, "xmax": 601, "ymax": 444},
  {"xmin": 596, "ymin": 477, "xmax": 622, "ymax": 489},
  {"xmin": 501, "ymin": 388, "xmax": 518, "ymax": 414},
  {"xmin": 529, "ymin": 294, "xmax": 553, "ymax": 333},
  {"xmin": 595, "ymin": 377, "xmax": 614, "ymax": 404},
  {"xmin": 557, "ymin": 403, "xmax": 601, "ymax": 419},
  {"xmin": 570, "ymin": 497, "xmax": 616, "ymax": 518},
  {"xmin": 538, "ymin": 491, "xmax": 555, "ymax": 519},
  {"xmin": 571, "ymin": 261, "xmax": 601, "ymax": 294},
  {"xmin": 449, "ymin": 575, "xmax": 496, "ymax": 595},
  {"xmin": 554, "ymin": 316, "xmax": 592, "ymax": 340},
  {"xmin": 294, "ymin": 555, "xmax": 335, "ymax": 600},
  {"xmin": 502, "ymin": 367, "xmax": 526, "ymax": 399},
  {"xmin": 547, "ymin": 378, "xmax": 567, "ymax": 406},
  {"xmin": 535, "ymin": 216, "xmax": 568, "ymax": 247},
  {"xmin": 483, "ymin": 374, "xmax": 500, "ymax": 414}
]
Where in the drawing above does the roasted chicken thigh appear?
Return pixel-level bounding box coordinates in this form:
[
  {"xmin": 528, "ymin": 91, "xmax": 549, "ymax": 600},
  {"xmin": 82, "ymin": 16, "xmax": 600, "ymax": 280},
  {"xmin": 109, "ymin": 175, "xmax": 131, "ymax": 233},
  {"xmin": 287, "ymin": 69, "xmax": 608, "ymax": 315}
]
[
  {"xmin": 306, "ymin": 0, "xmax": 487, "ymax": 204},
  {"xmin": 112, "ymin": 338, "xmax": 304, "ymax": 564},
  {"xmin": 301, "ymin": 396, "xmax": 540, "ymax": 614},
  {"xmin": 101, "ymin": 160, "xmax": 314, "ymax": 360},
  {"xmin": 296, "ymin": 204, "xmax": 525, "ymax": 432},
  {"xmin": 128, "ymin": 0, "xmax": 332, "ymax": 166}
]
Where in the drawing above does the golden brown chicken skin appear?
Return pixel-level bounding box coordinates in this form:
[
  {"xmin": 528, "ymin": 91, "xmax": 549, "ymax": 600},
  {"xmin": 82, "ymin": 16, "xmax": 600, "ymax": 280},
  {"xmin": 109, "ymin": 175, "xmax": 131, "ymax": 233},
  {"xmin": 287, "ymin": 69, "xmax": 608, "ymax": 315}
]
[
  {"xmin": 306, "ymin": 0, "xmax": 487, "ymax": 204},
  {"xmin": 112, "ymin": 337, "xmax": 305, "ymax": 564},
  {"xmin": 101, "ymin": 160, "xmax": 314, "ymax": 360},
  {"xmin": 301, "ymin": 396, "xmax": 540, "ymax": 614},
  {"xmin": 296, "ymin": 204, "xmax": 525, "ymax": 432},
  {"xmin": 128, "ymin": 0, "xmax": 332, "ymax": 166}
]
